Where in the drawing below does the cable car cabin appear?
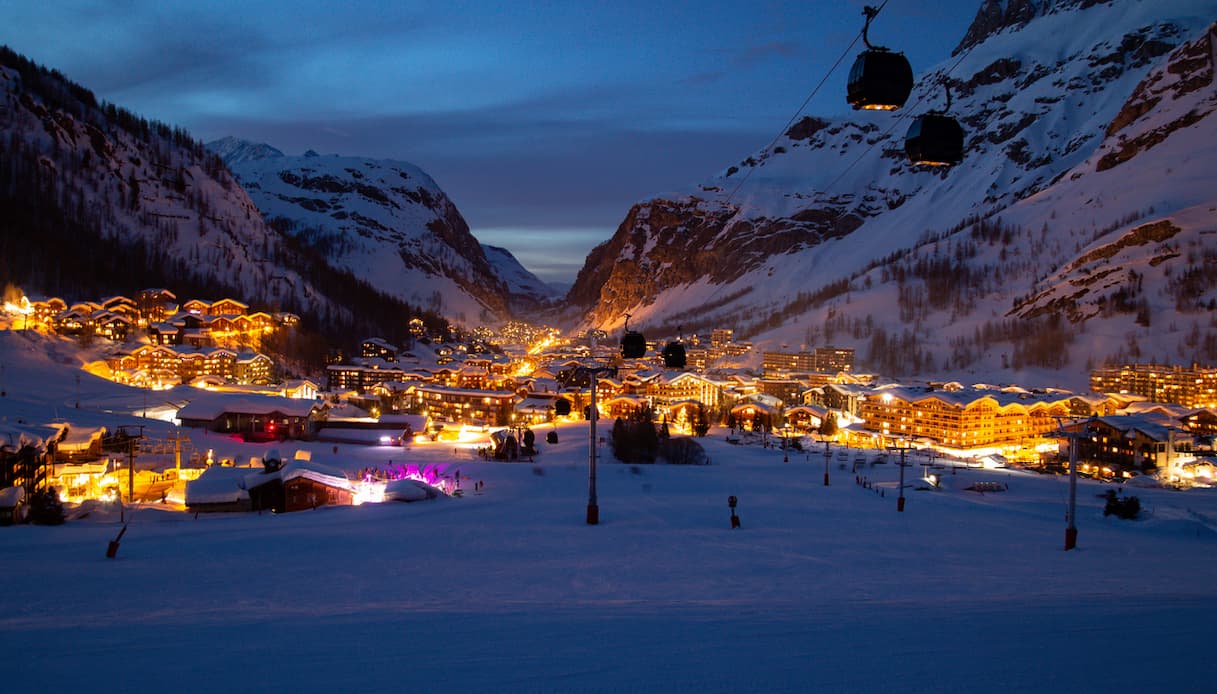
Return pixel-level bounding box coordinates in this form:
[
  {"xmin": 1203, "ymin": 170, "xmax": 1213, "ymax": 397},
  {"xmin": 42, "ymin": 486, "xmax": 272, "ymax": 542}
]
[
  {"xmin": 847, "ymin": 49, "xmax": 913, "ymax": 111},
  {"xmin": 662, "ymin": 341, "xmax": 687, "ymax": 369},
  {"xmin": 554, "ymin": 398, "xmax": 572, "ymax": 417},
  {"xmin": 621, "ymin": 330, "xmax": 647, "ymax": 359},
  {"xmin": 904, "ymin": 113, "xmax": 964, "ymax": 167}
]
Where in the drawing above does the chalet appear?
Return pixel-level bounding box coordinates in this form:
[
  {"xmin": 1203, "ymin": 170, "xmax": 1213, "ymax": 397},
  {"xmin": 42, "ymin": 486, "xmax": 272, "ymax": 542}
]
[
  {"xmin": 53, "ymin": 425, "xmax": 107, "ymax": 464},
  {"xmin": 181, "ymin": 299, "xmax": 211, "ymax": 315},
  {"xmin": 326, "ymin": 359, "xmax": 407, "ymax": 392},
  {"xmin": 1062, "ymin": 414, "xmax": 1193, "ymax": 474},
  {"xmin": 100, "ymin": 296, "xmax": 139, "ymax": 320},
  {"xmin": 1180, "ymin": 408, "xmax": 1217, "ymax": 436},
  {"xmin": 648, "ymin": 372, "xmax": 725, "ymax": 411},
  {"xmin": 785, "ymin": 405, "xmax": 827, "ymax": 432},
  {"xmin": 282, "ymin": 379, "xmax": 320, "ymax": 400},
  {"xmin": 235, "ymin": 352, "xmax": 273, "ymax": 385},
  {"xmin": 31, "ymin": 297, "xmax": 67, "ymax": 325},
  {"xmin": 175, "ymin": 347, "xmax": 237, "ymax": 383},
  {"xmin": 283, "ymin": 461, "xmax": 353, "ymax": 511},
  {"xmin": 245, "ymin": 312, "xmax": 275, "ymax": 332},
  {"xmin": 52, "ymin": 308, "xmax": 90, "ymax": 335},
  {"xmin": 136, "ymin": 288, "xmax": 177, "ymax": 323},
  {"xmin": 730, "ymin": 401, "xmax": 781, "ymax": 431},
  {"xmin": 148, "ymin": 322, "xmax": 181, "ymax": 346},
  {"xmin": 361, "ymin": 338, "xmax": 398, "ymax": 362},
  {"xmin": 176, "ymin": 394, "xmax": 325, "ymax": 440},
  {"xmin": 117, "ymin": 344, "xmax": 181, "ymax": 385},
  {"xmin": 1, "ymin": 422, "xmax": 61, "ymax": 493},
  {"xmin": 316, "ymin": 413, "xmax": 428, "ymax": 446},
  {"xmin": 602, "ymin": 395, "xmax": 648, "ymax": 419},
  {"xmin": 95, "ymin": 313, "xmax": 134, "ymax": 342},
  {"xmin": 184, "ymin": 466, "xmax": 257, "ymax": 512},
  {"xmin": 413, "ymin": 384, "xmax": 515, "ymax": 426},
  {"xmin": 515, "ymin": 394, "xmax": 561, "ymax": 424},
  {"xmin": 209, "ymin": 298, "xmax": 249, "ymax": 316},
  {"xmin": 370, "ymin": 381, "xmax": 421, "ymax": 413},
  {"xmin": 0, "ymin": 486, "xmax": 25, "ymax": 526},
  {"xmin": 453, "ymin": 364, "xmax": 492, "ymax": 390}
]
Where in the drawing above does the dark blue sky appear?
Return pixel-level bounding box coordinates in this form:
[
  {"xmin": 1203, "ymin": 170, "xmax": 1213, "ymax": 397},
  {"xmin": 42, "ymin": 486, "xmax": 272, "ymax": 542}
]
[{"xmin": 4, "ymin": 0, "xmax": 980, "ymax": 283}]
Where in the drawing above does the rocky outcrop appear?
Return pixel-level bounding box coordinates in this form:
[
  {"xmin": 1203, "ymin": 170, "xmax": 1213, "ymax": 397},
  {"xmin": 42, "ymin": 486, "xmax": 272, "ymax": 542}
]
[
  {"xmin": 1098, "ymin": 23, "xmax": 1216, "ymax": 170},
  {"xmin": 567, "ymin": 198, "xmax": 864, "ymax": 325}
]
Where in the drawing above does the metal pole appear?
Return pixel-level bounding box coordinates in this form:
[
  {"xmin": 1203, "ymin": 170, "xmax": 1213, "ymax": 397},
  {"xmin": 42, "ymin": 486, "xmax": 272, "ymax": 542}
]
[
  {"xmin": 1066, "ymin": 429, "xmax": 1078, "ymax": 550},
  {"xmin": 897, "ymin": 448, "xmax": 907, "ymax": 512},
  {"xmin": 128, "ymin": 438, "xmax": 135, "ymax": 504},
  {"xmin": 823, "ymin": 441, "xmax": 830, "ymax": 486},
  {"xmin": 587, "ymin": 373, "xmax": 599, "ymax": 525}
]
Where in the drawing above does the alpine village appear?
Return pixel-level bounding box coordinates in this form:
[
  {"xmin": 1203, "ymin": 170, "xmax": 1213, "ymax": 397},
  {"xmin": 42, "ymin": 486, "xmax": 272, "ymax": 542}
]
[{"xmin": 4, "ymin": 1, "xmax": 1217, "ymax": 530}]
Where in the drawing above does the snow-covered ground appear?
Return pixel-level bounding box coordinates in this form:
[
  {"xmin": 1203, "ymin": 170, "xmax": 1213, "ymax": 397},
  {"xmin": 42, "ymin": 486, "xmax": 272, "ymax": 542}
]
[
  {"xmin": 5, "ymin": 432, "xmax": 1217, "ymax": 690},
  {"xmin": 2, "ymin": 329, "xmax": 1216, "ymax": 691}
]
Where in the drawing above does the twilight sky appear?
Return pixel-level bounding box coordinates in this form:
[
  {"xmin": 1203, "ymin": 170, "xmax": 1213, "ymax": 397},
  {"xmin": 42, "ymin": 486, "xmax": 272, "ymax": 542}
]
[{"xmin": 3, "ymin": 0, "xmax": 980, "ymax": 284}]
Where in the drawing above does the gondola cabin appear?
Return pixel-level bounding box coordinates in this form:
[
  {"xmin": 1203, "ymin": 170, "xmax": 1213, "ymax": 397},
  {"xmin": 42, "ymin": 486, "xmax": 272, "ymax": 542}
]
[
  {"xmin": 554, "ymin": 398, "xmax": 572, "ymax": 417},
  {"xmin": 904, "ymin": 113, "xmax": 964, "ymax": 167},
  {"xmin": 662, "ymin": 341, "xmax": 687, "ymax": 369},
  {"xmin": 621, "ymin": 330, "xmax": 647, "ymax": 359},
  {"xmin": 847, "ymin": 49, "xmax": 913, "ymax": 111}
]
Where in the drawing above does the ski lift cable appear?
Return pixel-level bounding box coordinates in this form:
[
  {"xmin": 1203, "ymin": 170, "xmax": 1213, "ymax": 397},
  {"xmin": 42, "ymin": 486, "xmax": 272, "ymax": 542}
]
[
  {"xmin": 701, "ymin": 2, "xmax": 892, "ymax": 322},
  {"xmin": 818, "ymin": 46, "xmax": 974, "ymax": 198},
  {"xmin": 724, "ymin": 0, "xmax": 892, "ymax": 208}
]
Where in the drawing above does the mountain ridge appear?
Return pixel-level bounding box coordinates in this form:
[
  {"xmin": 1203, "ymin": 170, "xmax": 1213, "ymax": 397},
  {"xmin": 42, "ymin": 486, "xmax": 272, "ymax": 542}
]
[
  {"xmin": 210, "ymin": 140, "xmax": 556, "ymax": 324},
  {"xmin": 566, "ymin": 0, "xmax": 1217, "ymax": 388}
]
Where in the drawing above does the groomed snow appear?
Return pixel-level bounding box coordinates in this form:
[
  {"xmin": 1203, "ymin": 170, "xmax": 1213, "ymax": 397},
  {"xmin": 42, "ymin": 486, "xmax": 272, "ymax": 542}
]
[
  {"xmin": 3, "ymin": 420, "xmax": 1216, "ymax": 691},
  {"xmin": 2, "ymin": 305, "xmax": 1216, "ymax": 691}
]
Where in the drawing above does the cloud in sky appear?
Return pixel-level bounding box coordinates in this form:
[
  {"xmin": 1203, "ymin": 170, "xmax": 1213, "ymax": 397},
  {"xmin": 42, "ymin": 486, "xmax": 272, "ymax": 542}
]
[{"xmin": 2, "ymin": 0, "xmax": 980, "ymax": 282}]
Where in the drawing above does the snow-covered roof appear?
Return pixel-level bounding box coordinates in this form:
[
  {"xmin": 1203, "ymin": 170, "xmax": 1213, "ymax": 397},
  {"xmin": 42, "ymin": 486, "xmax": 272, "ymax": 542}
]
[
  {"xmin": 176, "ymin": 392, "xmax": 322, "ymax": 421},
  {"xmin": 57, "ymin": 425, "xmax": 107, "ymax": 452},
  {"xmin": 0, "ymin": 486, "xmax": 25, "ymax": 507},
  {"xmin": 279, "ymin": 459, "xmax": 352, "ymax": 490},
  {"xmin": 185, "ymin": 467, "xmax": 252, "ymax": 506}
]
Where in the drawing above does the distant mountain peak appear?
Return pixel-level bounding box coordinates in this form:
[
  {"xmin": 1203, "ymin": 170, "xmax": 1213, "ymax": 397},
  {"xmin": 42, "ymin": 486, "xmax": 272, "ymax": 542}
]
[
  {"xmin": 954, "ymin": 0, "xmax": 1102, "ymax": 55},
  {"xmin": 205, "ymin": 136, "xmax": 283, "ymax": 165}
]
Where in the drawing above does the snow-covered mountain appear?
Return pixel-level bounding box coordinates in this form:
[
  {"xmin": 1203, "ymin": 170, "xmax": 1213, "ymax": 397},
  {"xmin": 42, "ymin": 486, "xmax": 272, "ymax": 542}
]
[
  {"xmin": 481, "ymin": 244, "xmax": 555, "ymax": 306},
  {"xmin": 0, "ymin": 51, "xmax": 322, "ymax": 314},
  {"xmin": 0, "ymin": 48, "xmax": 452, "ymax": 347},
  {"xmin": 209, "ymin": 139, "xmax": 554, "ymax": 324},
  {"xmin": 568, "ymin": 0, "xmax": 1217, "ymax": 387}
]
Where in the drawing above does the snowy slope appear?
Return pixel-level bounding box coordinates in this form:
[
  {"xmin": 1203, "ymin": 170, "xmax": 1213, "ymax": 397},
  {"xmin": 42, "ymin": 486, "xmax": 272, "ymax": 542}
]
[
  {"xmin": 569, "ymin": 0, "xmax": 1217, "ymax": 388},
  {"xmin": 481, "ymin": 243, "xmax": 557, "ymax": 304},
  {"xmin": 0, "ymin": 54, "xmax": 346, "ymax": 326},
  {"xmin": 212, "ymin": 140, "xmax": 554, "ymax": 323},
  {"xmin": 1, "ymin": 327, "xmax": 1216, "ymax": 691}
]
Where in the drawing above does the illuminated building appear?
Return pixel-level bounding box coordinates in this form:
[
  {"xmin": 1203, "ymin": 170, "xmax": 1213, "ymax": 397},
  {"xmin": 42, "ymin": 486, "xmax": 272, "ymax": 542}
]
[
  {"xmin": 1091, "ymin": 363, "xmax": 1217, "ymax": 410},
  {"xmin": 857, "ymin": 387, "xmax": 1087, "ymax": 450}
]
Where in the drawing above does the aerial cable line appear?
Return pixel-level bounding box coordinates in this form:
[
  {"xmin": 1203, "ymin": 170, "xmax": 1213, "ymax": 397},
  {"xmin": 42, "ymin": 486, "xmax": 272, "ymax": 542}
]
[{"xmin": 724, "ymin": 0, "xmax": 892, "ymax": 208}]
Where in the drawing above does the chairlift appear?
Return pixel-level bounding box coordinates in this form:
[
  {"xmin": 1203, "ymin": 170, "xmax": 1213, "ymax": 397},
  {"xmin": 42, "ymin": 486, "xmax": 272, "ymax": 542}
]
[
  {"xmin": 620, "ymin": 313, "xmax": 646, "ymax": 359},
  {"xmin": 847, "ymin": 6, "xmax": 913, "ymax": 111},
  {"xmin": 904, "ymin": 83, "xmax": 964, "ymax": 167}
]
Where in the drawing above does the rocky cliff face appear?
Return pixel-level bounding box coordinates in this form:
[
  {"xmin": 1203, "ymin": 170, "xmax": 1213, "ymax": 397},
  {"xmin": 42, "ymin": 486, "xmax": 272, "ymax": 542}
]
[
  {"xmin": 567, "ymin": 0, "xmax": 1217, "ymax": 385},
  {"xmin": 211, "ymin": 142, "xmax": 553, "ymax": 324}
]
